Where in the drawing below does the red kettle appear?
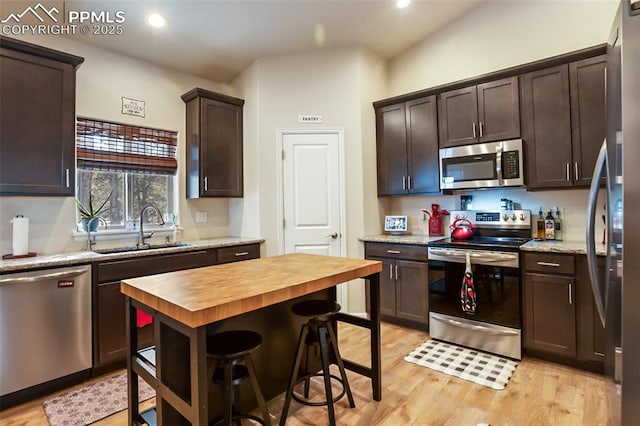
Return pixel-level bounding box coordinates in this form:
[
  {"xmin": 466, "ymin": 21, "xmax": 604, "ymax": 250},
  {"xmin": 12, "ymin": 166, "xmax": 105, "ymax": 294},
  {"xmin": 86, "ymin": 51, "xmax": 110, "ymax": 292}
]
[{"xmin": 450, "ymin": 218, "xmax": 474, "ymax": 240}]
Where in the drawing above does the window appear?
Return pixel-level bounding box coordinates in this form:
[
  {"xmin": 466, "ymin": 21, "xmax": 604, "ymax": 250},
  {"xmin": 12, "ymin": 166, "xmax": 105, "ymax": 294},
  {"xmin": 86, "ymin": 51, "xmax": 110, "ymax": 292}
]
[{"xmin": 76, "ymin": 117, "xmax": 177, "ymax": 229}]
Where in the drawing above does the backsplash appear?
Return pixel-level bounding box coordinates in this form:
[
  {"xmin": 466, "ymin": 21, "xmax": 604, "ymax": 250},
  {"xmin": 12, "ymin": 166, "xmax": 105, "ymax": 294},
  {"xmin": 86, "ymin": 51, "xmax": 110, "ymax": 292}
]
[{"xmin": 387, "ymin": 187, "xmax": 607, "ymax": 243}]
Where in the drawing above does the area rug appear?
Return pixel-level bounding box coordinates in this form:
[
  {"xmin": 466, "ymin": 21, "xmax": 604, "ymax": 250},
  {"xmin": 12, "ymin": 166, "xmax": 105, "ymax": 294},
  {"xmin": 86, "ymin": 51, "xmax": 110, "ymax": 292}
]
[
  {"xmin": 404, "ymin": 339, "xmax": 518, "ymax": 390},
  {"xmin": 43, "ymin": 372, "xmax": 155, "ymax": 426}
]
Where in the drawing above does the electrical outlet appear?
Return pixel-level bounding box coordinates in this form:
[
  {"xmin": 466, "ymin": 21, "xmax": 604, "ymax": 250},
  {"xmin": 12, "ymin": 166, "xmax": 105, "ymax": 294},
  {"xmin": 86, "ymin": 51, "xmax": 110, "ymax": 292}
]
[{"xmin": 196, "ymin": 212, "xmax": 208, "ymax": 223}]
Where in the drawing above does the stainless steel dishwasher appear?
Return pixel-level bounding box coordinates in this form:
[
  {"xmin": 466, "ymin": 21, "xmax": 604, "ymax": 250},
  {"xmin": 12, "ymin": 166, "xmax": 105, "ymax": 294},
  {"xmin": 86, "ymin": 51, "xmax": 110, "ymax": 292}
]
[{"xmin": 0, "ymin": 264, "xmax": 92, "ymax": 397}]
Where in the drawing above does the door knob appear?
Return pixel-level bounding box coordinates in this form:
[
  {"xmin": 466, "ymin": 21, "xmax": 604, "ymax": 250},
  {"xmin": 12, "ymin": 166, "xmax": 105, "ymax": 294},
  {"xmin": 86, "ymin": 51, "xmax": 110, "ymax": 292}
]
[{"xmin": 327, "ymin": 232, "xmax": 338, "ymax": 239}]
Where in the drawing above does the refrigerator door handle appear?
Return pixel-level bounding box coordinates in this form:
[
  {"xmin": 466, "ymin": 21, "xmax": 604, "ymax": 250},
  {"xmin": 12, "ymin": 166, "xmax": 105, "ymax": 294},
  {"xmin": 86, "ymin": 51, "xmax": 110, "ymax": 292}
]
[{"xmin": 586, "ymin": 139, "xmax": 608, "ymax": 326}]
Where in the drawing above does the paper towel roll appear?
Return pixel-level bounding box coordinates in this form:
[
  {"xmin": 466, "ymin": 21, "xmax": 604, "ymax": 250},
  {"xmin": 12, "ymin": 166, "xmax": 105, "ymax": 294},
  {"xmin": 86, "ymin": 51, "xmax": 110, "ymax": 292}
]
[{"xmin": 11, "ymin": 215, "xmax": 29, "ymax": 256}]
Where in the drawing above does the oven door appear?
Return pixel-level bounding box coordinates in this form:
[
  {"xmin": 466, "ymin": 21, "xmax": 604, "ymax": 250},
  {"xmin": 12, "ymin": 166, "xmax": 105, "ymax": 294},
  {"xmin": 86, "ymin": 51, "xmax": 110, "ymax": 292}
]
[{"xmin": 427, "ymin": 249, "xmax": 521, "ymax": 329}]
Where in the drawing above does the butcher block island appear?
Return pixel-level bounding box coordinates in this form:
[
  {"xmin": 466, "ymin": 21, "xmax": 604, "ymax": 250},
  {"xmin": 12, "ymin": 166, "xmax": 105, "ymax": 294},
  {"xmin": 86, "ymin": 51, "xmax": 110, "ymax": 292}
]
[{"xmin": 120, "ymin": 253, "xmax": 383, "ymax": 425}]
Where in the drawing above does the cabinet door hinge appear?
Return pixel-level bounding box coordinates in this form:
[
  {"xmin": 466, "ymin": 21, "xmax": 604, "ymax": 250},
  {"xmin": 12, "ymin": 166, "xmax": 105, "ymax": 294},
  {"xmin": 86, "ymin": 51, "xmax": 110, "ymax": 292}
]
[
  {"xmin": 282, "ymin": 150, "xmax": 285, "ymax": 160},
  {"xmin": 283, "ymin": 219, "xmax": 286, "ymax": 228}
]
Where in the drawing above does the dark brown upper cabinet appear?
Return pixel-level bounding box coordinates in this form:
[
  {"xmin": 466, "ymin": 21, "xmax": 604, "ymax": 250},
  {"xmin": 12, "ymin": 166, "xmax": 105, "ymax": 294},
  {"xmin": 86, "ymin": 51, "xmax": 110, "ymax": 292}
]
[
  {"xmin": 0, "ymin": 36, "xmax": 83, "ymax": 196},
  {"xmin": 438, "ymin": 76, "xmax": 520, "ymax": 148},
  {"xmin": 375, "ymin": 95, "xmax": 440, "ymax": 196},
  {"xmin": 520, "ymin": 65, "xmax": 573, "ymax": 188},
  {"xmin": 182, "ymin": 88, "xmax": 244, "ymax": 198},
  {"xmin": 570, "ymin": 56, "xmax": 607, "ymax": 187},
  {"xmin": 521, "ymin": 56, "xmax": 605, "ymax": 189}
]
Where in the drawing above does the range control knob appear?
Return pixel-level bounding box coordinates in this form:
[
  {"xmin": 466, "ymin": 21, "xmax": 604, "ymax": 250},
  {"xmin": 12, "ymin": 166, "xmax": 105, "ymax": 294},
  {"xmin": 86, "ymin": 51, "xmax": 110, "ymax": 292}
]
[
  {"xmin": 511, "ymin": 214, "xmax": 517, "ymax": 221},
  {"xmin": 520, "ymin": 213, "xmax": 526, "ymax": 221},
  {"xmin": 502, "ymin": 214, "xmax": 509, "ymax": 221}
]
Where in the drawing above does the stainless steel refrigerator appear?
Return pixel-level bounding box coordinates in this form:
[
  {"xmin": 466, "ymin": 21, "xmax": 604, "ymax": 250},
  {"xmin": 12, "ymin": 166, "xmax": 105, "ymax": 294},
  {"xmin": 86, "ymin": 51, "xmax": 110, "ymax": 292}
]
[{"xmin": 586, "ymin": 1, "xmax": 640, "ymax": 424}]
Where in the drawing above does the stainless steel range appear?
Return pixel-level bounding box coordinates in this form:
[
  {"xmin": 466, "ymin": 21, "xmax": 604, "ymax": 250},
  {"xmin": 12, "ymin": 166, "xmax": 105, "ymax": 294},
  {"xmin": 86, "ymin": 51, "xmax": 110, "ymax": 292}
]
[{"xmin": 427, "ymin": 209, "xmax": 531, "ymax": 360}]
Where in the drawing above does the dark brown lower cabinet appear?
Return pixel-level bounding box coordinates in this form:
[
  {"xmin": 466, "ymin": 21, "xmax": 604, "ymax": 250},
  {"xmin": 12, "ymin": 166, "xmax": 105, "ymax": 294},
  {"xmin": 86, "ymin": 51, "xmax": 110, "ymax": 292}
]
[
  {"xmin": 524, "ymin": 272, "xmax": 576, "ymax": 357},
  {"xmin": 365, "ymin": 242, "xmax": 428, "ymax": 329},
  {"xmin": 375, "ymin": 258, "xmax": 396, "ymax": 317},
  {"xmin": 576, "ymin": 255, "xmax": 607, "ymax": 364},
  {"xmin": 523, "ymin": 252, "xmax": 605, "ymax": 372},
  {"xmin": 93, "ymin": 245, "xmax": 260, "ymax": 372},
  {"xmin": 96, "ymin": 281, "xmax": 154, "ymax": 367},
  {"xmin": 395, "ymin": 260, "xmax": 429, "ymax": 323}
]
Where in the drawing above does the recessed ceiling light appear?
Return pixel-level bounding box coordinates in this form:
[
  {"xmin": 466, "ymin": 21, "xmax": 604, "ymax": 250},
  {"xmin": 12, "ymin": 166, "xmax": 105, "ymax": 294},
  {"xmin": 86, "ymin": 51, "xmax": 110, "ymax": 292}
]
[
  {"xmin": 396, "ymin": 0, "xmax": 411, "ymax": 9},
  {"xmin": 146, "ymin": 13, "xmax": 166, "ymax": 28}
]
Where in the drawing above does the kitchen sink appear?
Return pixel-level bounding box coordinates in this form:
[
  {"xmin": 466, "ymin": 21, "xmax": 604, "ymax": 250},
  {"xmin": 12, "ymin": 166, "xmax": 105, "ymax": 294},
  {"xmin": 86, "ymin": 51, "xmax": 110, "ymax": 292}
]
[{"xmin": 94, "ymin": 242, "xmax": 192, "ymax": 255}]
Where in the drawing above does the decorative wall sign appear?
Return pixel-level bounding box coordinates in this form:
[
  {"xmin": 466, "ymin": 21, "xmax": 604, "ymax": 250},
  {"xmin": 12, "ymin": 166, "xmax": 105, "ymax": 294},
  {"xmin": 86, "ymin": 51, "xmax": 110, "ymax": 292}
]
[
  {"xmin": 298, "ymin": 115, "xmax": 322, "ymax": 123},
  {"xmin": 121, "ymin": 97, "xmax": 145, "ymax": 117}
]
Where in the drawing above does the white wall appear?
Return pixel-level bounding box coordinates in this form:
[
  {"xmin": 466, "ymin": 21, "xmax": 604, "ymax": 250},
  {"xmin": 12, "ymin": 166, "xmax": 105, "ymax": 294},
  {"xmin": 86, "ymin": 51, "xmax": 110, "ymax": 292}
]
[
  {"xmin": 0, "ymin": 35, "xmax": 233, "ymax": 255},
  {"xmin": 229, "ymin": 61, "xmax": 262, "ymax": 243},
  {"xmin": 388, "ymin": 0, "xmax": 618, "ymax": 96},
  {"xmin": 231, "ymin": 46, "xmax": 387, "ymax": 312},
  {"xmin": 383, "ymin": 0, "xmax": 617, "ymax": 243},
  {"xmin": 1, "ymin": 1, "xmax": 619, "ymax": 259},
  {"xmin": 389, "ymin": 188, "xmax": 606, "ymax": 244},
  {"xmin": 232, "ymin": 46, "xmax": 387, "ymax": 258}
]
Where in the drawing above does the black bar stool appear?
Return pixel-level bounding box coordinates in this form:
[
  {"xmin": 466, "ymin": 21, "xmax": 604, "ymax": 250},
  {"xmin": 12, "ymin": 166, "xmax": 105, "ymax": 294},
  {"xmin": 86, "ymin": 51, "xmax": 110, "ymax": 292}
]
[
  {"xmin": 207, "ymin": 330, "xmax": 272, "ymax": 426},
  {"xmin": 279, "ymin": 300, "xmax": 355, "ymax": 426}
]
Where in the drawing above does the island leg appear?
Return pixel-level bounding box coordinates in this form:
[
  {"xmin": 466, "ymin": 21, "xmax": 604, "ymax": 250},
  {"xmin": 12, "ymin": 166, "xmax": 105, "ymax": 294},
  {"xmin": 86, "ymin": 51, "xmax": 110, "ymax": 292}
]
[
  {"xmin": 125, "ymin": 297, "xmax": 140, "ymax": 425},
  {"xmin": 367, "ymin": 273, "xmax": 382, "ymax": 401}
]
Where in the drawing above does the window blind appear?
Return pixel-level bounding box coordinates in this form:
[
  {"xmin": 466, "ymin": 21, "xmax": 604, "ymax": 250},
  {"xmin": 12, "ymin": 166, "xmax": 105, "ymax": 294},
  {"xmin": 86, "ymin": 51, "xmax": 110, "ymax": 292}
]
[{"xmin": 76, "ymin": 117, "xmax": 177, "ymax": 175}]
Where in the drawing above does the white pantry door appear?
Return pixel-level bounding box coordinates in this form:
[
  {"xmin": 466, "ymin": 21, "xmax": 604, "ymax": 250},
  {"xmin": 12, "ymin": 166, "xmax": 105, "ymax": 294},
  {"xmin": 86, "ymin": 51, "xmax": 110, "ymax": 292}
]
[{"xmin": 282, "ymin": 131, "xmax": 343, "ymax": 257}]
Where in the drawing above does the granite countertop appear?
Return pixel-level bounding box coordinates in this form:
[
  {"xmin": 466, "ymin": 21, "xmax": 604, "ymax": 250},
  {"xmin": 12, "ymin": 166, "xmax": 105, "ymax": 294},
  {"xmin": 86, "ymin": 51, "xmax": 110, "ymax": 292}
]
[
  {"xmin": 361, "ymin": 234, "xmax": 608, "ymax": 256},
  {"xmin": 0, "ymin": 237, "xmax": 265, "ymax": 273},
  {"xmin": 359, "ymin": 234, "xmax": 446, "ymax": 246},
  {"xmin": 520, "ymin": 239, "xmax": 607, "ymax": 256}
]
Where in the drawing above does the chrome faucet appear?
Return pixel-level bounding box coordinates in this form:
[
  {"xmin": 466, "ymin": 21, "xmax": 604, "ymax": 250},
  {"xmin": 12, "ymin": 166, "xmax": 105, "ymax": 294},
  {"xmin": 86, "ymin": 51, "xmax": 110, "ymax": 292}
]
[
  {"xmin": 85, "ymin": 217, "xmax": 107, "ymax": 251},
  {"xmin": 137, "ymin": 204, "xmax": 165, "ymax": 248},
  {"xmin": 85, "ymin": 217, "xmax": 98, "ymax": 251}
]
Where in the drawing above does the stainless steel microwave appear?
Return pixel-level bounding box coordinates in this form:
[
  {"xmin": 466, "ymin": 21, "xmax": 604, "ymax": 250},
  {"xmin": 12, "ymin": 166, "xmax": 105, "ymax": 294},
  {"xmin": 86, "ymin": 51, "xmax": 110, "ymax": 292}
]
[{"xmin": 439, "ymin": 139, "xmax": 524, "ymax": 190}]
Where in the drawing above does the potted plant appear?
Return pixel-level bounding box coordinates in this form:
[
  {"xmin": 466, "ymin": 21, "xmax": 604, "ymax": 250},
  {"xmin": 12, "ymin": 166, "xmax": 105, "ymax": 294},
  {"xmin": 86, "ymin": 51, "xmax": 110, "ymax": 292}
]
[{"xmin": 76, "ymin": 191, "xmax": 112, "ymax": 232}]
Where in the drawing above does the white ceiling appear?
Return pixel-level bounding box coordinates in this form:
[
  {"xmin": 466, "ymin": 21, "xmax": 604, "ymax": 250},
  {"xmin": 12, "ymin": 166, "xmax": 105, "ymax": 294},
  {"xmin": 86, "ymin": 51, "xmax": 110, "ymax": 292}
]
[{"xmin": 63, "ymin": 0, "xmax": 484, "ymax": 83}]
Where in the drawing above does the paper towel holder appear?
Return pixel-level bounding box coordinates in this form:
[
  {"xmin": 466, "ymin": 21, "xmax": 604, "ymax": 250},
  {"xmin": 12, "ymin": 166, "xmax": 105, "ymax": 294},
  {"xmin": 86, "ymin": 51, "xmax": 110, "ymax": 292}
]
[{"xmin": 3, "ymin": 215, "xmax": 37, "ymax": 259}]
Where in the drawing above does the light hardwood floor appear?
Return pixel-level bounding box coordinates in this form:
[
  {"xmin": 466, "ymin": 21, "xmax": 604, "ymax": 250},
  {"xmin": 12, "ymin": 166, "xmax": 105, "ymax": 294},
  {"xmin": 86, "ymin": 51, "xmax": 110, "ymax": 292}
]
[{"xmin": 0, "ymin": 322, "xmax": 619, "ymax": 425}]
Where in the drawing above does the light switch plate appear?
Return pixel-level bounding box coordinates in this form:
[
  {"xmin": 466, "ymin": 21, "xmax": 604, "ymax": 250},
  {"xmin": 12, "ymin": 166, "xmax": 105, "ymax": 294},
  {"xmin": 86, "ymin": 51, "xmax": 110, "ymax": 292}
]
[{"xmin": 196, "ymin": 212, "xmax": 208, "ymax": 223}]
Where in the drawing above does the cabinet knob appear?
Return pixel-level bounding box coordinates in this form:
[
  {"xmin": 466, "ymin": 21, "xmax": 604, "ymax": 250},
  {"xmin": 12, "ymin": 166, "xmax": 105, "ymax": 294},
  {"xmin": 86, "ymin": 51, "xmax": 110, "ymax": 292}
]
[{"xmin": 326, "ymin": 233, "xmax": 339, "ymax": 239}]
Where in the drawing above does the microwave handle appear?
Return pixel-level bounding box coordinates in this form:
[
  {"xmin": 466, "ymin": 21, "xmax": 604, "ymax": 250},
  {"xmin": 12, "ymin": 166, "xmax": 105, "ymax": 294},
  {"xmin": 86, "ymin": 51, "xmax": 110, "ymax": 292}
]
[{"xmin": 496, "ymin": 145, "xmax": 503, "ymax": 185}]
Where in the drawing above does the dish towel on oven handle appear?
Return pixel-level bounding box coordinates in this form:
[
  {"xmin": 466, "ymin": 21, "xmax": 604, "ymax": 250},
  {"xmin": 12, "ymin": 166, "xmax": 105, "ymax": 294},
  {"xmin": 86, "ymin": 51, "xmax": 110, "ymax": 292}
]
[{"xmin": 461, "ymin": 252, "xmax": 477, "ymax": 314}]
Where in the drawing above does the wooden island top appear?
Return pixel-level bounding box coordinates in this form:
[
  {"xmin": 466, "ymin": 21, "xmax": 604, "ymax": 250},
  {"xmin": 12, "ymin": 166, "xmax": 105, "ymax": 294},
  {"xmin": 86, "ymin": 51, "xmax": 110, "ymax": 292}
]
[
  {"xmin": 121, "ymin": 253, "xmax": 382, "ymax": 328},
  {"xmin": 123, "ymin": 252, "xmax": 383, "ymax": 425}
]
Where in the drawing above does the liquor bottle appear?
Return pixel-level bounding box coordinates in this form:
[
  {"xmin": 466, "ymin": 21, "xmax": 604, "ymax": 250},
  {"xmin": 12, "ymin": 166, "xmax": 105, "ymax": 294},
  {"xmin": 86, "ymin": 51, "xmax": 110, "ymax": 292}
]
[
  {"xmin": 537, "ymin": 208, "xmax": 545, "ymax": 240},
  {"xmin": 555, "ymin": 206, "xmax": 563, "ymax": 241},
  {"xmin": 545, "ymin": 209, "xmax": 556, "ymax": 240}
]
